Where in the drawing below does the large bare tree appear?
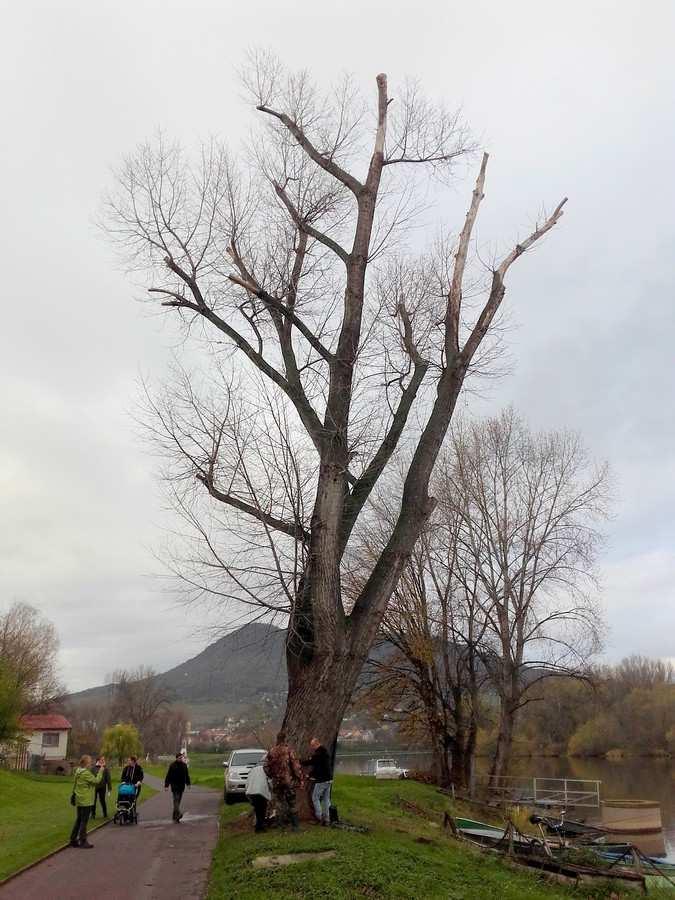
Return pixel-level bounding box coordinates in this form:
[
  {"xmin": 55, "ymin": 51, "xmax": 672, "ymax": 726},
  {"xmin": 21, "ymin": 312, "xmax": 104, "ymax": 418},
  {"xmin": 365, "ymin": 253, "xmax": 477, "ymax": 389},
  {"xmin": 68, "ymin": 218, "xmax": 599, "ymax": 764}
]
[{"xmin": 105, "ymin": 58, "xmax": 567, "ymax": 756}]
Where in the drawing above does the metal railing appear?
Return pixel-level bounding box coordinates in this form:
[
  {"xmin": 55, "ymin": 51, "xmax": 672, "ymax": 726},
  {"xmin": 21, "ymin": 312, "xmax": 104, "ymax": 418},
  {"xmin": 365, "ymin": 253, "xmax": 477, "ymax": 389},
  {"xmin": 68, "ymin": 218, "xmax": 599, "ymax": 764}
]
[{"xmin": 473, "ymin": 774, "xmax": 601, "ymax": 808}]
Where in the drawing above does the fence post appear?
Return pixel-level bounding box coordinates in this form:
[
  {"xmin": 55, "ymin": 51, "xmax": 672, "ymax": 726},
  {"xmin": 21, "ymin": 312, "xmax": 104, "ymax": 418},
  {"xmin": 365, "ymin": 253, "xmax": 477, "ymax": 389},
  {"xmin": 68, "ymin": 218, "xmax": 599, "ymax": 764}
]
[{"xmin": 533, "ymin": 777, "xmax": 538, "ymax": 804}]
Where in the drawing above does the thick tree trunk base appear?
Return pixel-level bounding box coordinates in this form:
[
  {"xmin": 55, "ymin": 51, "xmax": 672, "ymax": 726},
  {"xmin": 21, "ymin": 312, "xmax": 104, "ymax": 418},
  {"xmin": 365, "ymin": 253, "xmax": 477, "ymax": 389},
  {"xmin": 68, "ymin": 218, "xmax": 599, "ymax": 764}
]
[{"xmin": 281, "ymin": 644, "xmax": 358, "ymax": 821}]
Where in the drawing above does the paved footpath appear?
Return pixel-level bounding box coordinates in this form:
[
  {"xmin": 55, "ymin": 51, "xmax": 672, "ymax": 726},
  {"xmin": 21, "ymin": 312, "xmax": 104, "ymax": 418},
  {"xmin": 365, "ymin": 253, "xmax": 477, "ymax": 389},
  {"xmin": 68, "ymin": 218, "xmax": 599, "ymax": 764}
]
[{"xmin": 0, "ymin": 775, "xmax": 222, "ymax": 900}]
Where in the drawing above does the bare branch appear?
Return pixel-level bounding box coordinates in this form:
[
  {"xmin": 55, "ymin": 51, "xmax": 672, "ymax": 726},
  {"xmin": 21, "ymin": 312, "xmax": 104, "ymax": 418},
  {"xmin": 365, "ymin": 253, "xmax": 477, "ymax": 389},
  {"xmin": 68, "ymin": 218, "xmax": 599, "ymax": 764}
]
[
  {"xmin": 447, "ymin": 152, "xmax": 488, "ymax": 357},
  {"xmin": 273, "ymin": 181, "xmax": 350, "ymax": 263},
  {"xmin": 227, "ymin": 274, "xmax": 334, "ymax": 364},
  {"xmin": 461, "ymin": 197, "xmax": 567, "ymax": 364},
  {"xmin": 256, "ymin": 104, "xmax": 363, "ymax": 195},
  {"xmin": 196, "ymin": 473, "xmax": 309, "ymax": 542}
]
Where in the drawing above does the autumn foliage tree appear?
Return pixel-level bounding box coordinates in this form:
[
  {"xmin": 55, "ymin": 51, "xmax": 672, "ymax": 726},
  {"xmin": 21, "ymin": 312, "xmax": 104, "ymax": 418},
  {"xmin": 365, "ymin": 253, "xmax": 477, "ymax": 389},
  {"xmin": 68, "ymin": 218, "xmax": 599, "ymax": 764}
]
[{"xmin": 105, "ymin": 55, "xmax": 568, "ymax": 759}]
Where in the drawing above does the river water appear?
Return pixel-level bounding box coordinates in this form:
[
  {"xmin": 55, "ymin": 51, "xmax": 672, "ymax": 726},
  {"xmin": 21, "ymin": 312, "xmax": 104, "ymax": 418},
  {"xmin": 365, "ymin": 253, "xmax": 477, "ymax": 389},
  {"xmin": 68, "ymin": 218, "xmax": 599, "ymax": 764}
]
[{"xmin": 335, "ymin": 752, "xmax": 675, "ymax": 861}]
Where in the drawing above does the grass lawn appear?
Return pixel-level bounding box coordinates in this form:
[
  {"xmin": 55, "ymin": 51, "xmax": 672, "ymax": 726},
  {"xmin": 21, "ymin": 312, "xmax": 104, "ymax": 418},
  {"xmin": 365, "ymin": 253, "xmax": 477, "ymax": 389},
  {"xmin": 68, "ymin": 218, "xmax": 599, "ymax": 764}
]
[
  {"xmin": 146, "ymin": 753, "xmax": 226, "ymax": 791},
  {"xmin": 0, "ymin": 768, "xmax": 156, "ymax": 883},
  {"xmin": 208, "ymin": 776, "xmax": 673, "ymax": 900}
]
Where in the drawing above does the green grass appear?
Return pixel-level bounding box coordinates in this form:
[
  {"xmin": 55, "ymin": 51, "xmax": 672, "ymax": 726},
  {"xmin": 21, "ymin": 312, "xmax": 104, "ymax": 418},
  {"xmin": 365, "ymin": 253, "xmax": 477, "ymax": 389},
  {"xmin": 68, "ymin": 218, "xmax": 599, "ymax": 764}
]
[
  {"xmin": 146, "ymin": 755, "xmax": 225, "ymax": 790},
  {"xmin": 0, "ymin": 768, "xmax": 157, "ymax": 882},
  {"xmin": 186, "ymin": 751, "xmax": 228, "ymax": 768},
  {"xmin": 208, "ymin": 776, "xmax": 674, "ymax": 900}
]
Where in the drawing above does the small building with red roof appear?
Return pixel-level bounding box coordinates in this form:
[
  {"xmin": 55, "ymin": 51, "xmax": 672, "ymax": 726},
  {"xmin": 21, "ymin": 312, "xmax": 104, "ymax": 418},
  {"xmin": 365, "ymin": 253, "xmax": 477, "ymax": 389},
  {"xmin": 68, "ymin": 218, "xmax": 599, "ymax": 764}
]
[{"xmin": 19, "ymin": 714, "xmax": 71, "ymax": 767}]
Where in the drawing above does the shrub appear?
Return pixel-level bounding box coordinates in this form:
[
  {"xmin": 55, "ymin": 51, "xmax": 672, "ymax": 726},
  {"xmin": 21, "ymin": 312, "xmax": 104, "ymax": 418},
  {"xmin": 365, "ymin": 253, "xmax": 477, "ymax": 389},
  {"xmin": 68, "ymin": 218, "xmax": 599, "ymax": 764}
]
[{"xmin": 568, "ymin": 714, "xmax": 622, "ymax": 757}]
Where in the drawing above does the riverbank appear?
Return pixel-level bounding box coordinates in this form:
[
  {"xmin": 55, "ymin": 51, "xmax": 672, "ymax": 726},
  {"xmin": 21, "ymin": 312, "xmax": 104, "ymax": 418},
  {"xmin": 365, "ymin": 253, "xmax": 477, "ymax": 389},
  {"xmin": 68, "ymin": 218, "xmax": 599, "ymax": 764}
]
[{"xmin": 207, "ymin": 776, "xmax": 666, "ymax": 899}]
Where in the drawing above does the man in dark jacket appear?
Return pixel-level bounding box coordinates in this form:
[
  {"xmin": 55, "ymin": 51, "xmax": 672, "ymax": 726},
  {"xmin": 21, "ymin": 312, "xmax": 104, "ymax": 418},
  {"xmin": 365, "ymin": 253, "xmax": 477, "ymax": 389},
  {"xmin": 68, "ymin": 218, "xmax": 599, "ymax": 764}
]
[
  {"xmin": 303, "ymin": 738, "xmax": 333, "ymax": 825},
  {"xmin": 164, "ymin": 752, "xmax": 191, "ymax": 822},
  {"xmin": 121, "ymin": 756, "xmax": 144, "ymax": 798},
  {"xmin": 91, "ymin": 756, "xmax": 112, "ymax": 819}
]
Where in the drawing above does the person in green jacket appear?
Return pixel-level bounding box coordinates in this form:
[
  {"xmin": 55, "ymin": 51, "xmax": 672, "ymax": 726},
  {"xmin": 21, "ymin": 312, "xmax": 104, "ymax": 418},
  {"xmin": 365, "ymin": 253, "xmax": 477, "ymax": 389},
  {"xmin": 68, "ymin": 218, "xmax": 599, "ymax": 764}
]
[{"xmin": 69, "ymin": 754, "xmax": 106, "ymax": 848}]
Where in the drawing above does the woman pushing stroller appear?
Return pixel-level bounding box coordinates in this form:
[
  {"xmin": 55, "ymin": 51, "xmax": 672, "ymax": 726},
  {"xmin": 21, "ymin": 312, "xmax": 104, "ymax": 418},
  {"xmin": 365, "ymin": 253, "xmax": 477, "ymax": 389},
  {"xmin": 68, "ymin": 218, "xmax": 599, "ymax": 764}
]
[{"xmin": 121, "ymin": 755, "xmax": 144, "ymax": 797}]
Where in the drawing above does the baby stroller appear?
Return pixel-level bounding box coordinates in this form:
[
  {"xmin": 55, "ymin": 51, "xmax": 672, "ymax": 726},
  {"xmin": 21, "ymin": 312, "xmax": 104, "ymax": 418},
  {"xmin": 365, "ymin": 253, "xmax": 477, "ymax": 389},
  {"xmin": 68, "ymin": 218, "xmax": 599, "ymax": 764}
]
[{"xmin": 113, "ymin": 782, "xmax": 139, "ymax": 825}]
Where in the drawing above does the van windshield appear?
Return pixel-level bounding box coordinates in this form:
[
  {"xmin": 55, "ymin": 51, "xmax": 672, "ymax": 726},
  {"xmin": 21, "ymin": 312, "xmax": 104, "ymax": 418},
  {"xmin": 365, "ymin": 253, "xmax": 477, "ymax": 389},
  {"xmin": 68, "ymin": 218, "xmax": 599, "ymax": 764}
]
[
  {"xmin": 230, "ymin": 751, "xmax": 265, "ymax": 767},
  {"xmin": 378, "ymin": 759, "xmax": 396, "ymax": 767}
]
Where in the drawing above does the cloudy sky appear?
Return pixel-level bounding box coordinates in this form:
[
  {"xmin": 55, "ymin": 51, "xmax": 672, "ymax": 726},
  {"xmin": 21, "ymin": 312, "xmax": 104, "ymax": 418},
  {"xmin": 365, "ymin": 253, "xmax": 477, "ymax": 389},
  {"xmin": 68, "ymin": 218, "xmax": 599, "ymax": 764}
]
[{"xmin": 2, "ymin": 0, "xmax": 674, "ymax": 691}]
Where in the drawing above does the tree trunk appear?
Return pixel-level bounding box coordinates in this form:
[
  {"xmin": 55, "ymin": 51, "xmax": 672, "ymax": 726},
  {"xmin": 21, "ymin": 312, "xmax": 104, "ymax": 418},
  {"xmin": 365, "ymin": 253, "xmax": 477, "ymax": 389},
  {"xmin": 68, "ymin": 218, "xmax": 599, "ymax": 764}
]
[
  {"xmin": 281, "ymin": 617, "xmax": 367, "ymax": 819},
  {"xmin": 490, "ymin": 699, "xmax": 516, "ymax": 783},
  {"xmin": 429, "ymin": 726, "xmax": 453, "ymax": 788},
  {"xmin": 282, "ymin": 650, "xmax": 356, "ymax": 754},
  {"xmin": 463, "ymin": 716, "xmax": 477, "ymax": 789},
  {"xmin": 431, "ymin": 744, "xmax": 451, "ymax": 787}
]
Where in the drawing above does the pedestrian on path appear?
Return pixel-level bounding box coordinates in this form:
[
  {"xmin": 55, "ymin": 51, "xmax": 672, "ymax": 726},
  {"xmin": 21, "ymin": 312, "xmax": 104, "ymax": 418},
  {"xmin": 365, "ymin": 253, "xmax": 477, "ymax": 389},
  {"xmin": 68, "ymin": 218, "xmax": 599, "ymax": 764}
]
[
  {"xmin": 164, "ymin": 751, "xmax": 191, "ymax": 822},
  {"xmin": 121, "ymin": 755, "xmax": 144, "ymax": 798},
  {"xmin": 245, "ymin": 759, "xmax": 271, "ymax": 833},
  {"xmin": 70, "ymin": 754, "xmax": 106, "ymax": 848},
  {"xmin": 302, "ymin": 737, "xmax": 333, "ymax": 825},
  {"xmin": 264, "ymin": 731, "xmax": 303, "ymax": 830},
  {"xmin": 91, "ymin": 756, "xmax": 112, "ymax": 819}
]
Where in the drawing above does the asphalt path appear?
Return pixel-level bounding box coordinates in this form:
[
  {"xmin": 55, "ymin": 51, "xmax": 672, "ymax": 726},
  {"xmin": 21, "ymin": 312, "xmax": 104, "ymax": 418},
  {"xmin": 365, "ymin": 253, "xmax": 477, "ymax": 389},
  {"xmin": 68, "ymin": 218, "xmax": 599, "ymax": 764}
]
[{"xmin": 0, "ymin": 774, "xmax": 222, "ymax": 900}]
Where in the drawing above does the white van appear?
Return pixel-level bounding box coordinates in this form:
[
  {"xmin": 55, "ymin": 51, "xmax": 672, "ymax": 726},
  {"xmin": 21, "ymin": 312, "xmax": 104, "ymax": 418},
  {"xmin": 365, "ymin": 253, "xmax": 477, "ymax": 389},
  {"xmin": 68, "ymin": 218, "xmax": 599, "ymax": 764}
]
[
  {"xmin": 223, "ymin": 748, "xmax": 266, "ymax": 803},
  {"xmin": 366, "ymin": 758, "xmax": 408, "ymax": 779}
]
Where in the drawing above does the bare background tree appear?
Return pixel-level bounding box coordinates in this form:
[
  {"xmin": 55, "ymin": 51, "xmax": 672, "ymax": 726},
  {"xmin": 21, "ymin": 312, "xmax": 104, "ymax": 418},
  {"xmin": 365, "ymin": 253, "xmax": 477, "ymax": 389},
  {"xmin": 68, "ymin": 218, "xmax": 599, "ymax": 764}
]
[
  {"xmin": 448, "ymin": 410, "xmax": 607, "ymax": 780},
  {"xmin": 142, "ymin": 705, "xmax": 189, "ymax": 757},
  {"xmin": 64, "ymin": 669, "xmax": 185, "ymax": 758},
  {"xmin": 110, "ymin": 666, "xmax": 174, "ymax": 748},
  {"xmin": 362, "ymin": 512, "xmax": 487, "ymax": 789},
  {"xmin": 0, "ymin": 603, "xmax": 64, "ymax": 712},
  {"xmin": 361, "ymin": 410, "xmax": 607, "ymax": 786},
  {"xmin": 104, "ymin": 54, "xmax": 567, "ymax": 765}
]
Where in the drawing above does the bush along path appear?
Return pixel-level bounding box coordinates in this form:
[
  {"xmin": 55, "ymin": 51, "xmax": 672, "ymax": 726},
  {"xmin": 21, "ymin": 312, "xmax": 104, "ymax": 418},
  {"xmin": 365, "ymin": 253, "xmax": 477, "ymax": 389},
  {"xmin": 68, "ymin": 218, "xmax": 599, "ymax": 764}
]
[{"xmin": 0, "ymin": 774, "xmax": 221, "ymax": 900}]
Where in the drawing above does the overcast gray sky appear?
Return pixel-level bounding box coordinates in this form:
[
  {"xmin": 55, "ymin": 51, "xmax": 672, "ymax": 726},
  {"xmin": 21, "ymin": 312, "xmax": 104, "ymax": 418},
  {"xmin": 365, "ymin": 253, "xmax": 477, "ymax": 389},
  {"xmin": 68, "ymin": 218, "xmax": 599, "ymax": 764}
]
[{"xmin": 2, "ymin": 0, "xmax": 674, "ymax": 691}]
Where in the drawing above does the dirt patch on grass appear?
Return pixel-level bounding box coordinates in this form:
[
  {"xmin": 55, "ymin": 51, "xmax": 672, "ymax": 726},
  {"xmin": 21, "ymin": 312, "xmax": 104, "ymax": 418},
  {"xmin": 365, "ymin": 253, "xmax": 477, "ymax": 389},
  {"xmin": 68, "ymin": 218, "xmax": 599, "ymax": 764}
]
[{"xmin": 252, "ymin": 851, "xmax": 337, "ymax": 869}]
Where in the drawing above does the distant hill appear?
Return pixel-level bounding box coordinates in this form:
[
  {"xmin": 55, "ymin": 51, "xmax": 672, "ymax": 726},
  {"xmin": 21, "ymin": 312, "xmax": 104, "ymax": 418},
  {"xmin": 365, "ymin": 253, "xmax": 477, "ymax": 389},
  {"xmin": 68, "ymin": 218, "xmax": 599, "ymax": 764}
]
[{"xmin": 67, "ymin": 622, "xmax": 287, "ymax": 726}]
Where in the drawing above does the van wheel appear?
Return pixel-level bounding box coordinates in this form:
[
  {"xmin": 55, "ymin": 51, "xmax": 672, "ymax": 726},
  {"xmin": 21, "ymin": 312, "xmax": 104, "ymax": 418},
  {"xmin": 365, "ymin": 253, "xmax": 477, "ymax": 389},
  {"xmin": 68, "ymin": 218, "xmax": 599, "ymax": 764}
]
[{"xmin": 225, "ymin": 792, "xmax": 236, "ymax": 805}]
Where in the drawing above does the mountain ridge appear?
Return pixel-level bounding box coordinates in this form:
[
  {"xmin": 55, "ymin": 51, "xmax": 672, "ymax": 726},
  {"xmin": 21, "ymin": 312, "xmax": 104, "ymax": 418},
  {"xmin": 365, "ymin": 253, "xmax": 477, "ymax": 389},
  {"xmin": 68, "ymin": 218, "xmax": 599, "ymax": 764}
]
[{"xmin": 67, "ymin": 622, "xmax": 288, "ymax": 725}]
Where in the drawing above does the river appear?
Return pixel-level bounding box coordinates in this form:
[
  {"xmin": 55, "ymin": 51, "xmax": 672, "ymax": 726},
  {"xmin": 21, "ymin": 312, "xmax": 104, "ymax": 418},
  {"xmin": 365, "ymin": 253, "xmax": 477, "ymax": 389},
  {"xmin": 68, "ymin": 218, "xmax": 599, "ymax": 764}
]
[{"xmin": 335, "ymin": 751, "xmax": 675, "ymax": 861}]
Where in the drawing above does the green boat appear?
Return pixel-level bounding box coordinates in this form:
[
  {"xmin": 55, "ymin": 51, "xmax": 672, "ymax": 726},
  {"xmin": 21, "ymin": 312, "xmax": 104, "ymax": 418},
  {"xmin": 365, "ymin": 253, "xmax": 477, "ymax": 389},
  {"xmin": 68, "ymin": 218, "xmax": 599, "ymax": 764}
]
[{"xmin": 454, "ymin": 817, "xmax": 535, "ymax": 851}]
